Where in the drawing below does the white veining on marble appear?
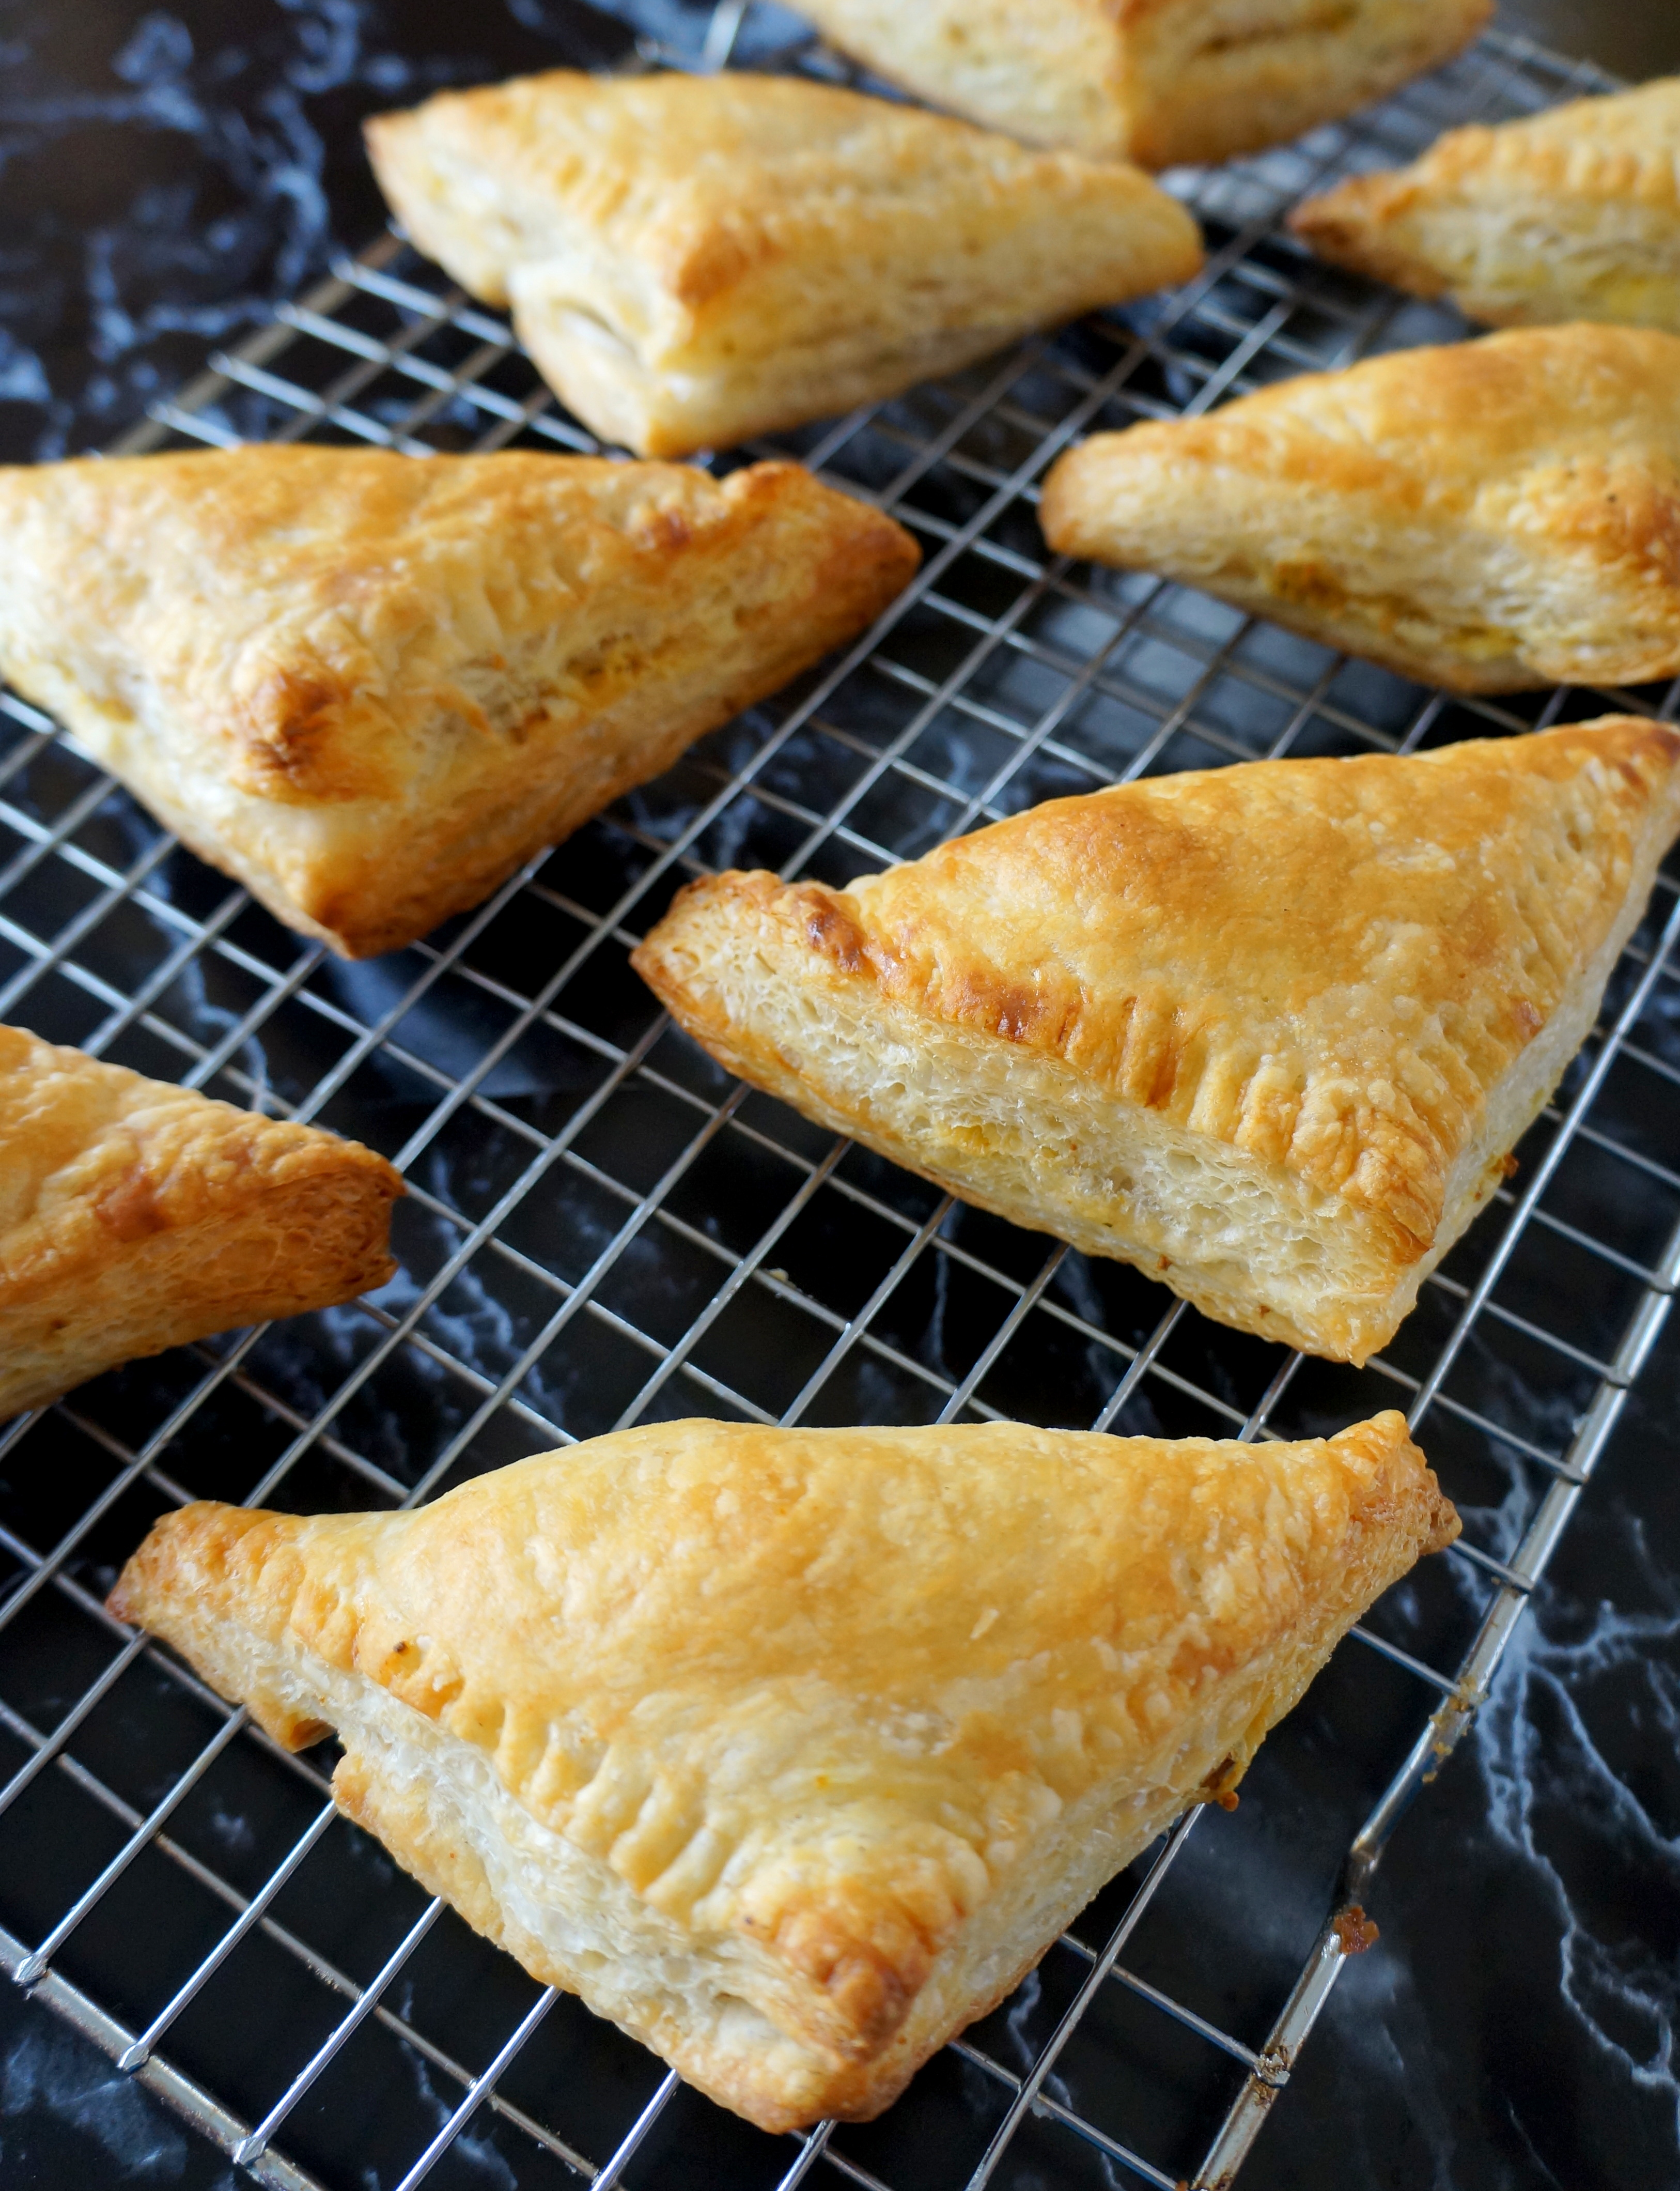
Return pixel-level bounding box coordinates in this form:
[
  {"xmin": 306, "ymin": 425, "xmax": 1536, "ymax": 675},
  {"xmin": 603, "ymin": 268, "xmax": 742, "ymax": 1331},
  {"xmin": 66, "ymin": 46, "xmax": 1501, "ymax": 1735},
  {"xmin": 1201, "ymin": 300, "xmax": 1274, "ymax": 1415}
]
[
  {"xmin": 0, "ymin": 3, "xmax": 461, "ymax": 457},
  {"xmin": 1474, "ymin": 1519, "xmax": 1680, "ymax": 2132},
  {"xmin": 1, "ymin": 2014, "xmax": 198, "ymax": 2182}
]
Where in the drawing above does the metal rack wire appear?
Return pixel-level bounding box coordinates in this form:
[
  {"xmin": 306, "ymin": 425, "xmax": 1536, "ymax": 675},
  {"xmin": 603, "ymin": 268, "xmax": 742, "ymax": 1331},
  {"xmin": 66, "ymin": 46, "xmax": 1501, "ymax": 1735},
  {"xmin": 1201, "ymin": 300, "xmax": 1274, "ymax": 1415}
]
[{"xmin": 0, "ymin": 12, "xmax": 1672, "ymax": 2189}]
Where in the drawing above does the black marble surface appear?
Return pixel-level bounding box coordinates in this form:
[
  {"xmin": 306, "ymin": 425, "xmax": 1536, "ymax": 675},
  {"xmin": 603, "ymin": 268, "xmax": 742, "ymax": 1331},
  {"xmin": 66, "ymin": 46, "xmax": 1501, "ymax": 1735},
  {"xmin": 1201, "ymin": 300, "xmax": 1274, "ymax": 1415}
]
[{"xmin": 0, "ymin": 4, "xmax": 1678, "ymax": 2188}]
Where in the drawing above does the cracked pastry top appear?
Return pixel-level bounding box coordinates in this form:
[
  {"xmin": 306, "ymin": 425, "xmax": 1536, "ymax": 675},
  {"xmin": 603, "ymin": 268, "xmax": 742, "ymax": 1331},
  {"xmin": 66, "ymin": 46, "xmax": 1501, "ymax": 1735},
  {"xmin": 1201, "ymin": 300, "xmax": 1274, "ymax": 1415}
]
[
  {"xmin": 108, "ymin": 1412, "xmax": 1456, "ymax": 2130},
  {"xmin": 633, "ymin": 719, "xmax": 1680, "ymax": 1365},
  {"xmin": 0, "ymin": 1022, "xmax": 401, "ymax": 1419},
  {"xmin": 364, "ymin": 68, "xmax": 1203, "ymax": 458},
  {"xmin": 1039, "ymin": 324, "xmax": 1680, "ymax": 694},
  {"xmin": 786, "ymin": 0, "xmax": 1491, "ymax": 167},
  {"xmin": 0, "ymin": 445, "xmax": 917, "ymax": 958},
  {"xmin": 1292, "ymin": 75, "xmax": 1680, "ymax": 334}
]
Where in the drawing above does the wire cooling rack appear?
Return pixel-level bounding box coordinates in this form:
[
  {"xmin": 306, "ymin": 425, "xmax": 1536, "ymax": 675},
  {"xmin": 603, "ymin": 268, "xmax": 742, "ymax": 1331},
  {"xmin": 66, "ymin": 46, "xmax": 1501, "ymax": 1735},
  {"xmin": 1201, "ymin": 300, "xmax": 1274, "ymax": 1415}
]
[{"xmin": 0, "ymin": 12, "xmax": 1672, "ymax": 2189}]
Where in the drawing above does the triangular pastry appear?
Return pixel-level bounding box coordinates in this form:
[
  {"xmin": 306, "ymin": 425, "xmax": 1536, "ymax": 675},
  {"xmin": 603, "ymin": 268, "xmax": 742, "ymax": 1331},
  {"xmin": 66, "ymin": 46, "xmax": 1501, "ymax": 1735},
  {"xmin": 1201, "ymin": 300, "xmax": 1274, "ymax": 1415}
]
[
  {"xmin": 108, "ymin": 1413, "xmax": 1456, "ymax": 2130},
  {"xmin": 0, "ymin": 446, "xmax": 917, "ymax": 958},
  {"xmin": 1292, "ymin": 76, "xmax": 1680, "ymax": 334},
  {"xmin": 633, "ymin": 719, "xmax": 1680, "ymax": 1365},
  {"xmin": 1039, "ymin": 325, "xmax": 1680, "ymax": 692},
  {"xmin": 787, "ymin": 0, "xmax": 1490, "ymax": 167},
  {"xmin": 0, "ymin": 1023, "xmax": 400, "ymax": 1418},
  {"xmin": 364, "ymin": 69, "xmax": 1203, "ymax": 459}
]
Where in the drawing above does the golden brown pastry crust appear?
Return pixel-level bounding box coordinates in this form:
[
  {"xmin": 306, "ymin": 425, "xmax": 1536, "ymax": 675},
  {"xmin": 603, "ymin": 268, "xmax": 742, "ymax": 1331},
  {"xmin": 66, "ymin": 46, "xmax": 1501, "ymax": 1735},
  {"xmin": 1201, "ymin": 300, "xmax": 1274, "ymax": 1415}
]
[
  {"xmin": 0, "ymin": 446, "xmax": 918, "ymax": 958},
  {"xmin": 108, "ymin": 1413, "xmax": 1456, "ymax": 2130},
  {"xmin": 1039, "ymin": 325, "xmax": 1680, "ymax": 693},
  {"xmin": 633, "ymin": 720, "xmax": 1680, "ymax": 1365},
  {"xmin": 0, "ymin": 1023, "xmax": 401, "ymax": 1417},
  {"xmin": 790, "ymin": 0, "xmax": 1490, "ymax": 166},
  {"xmin": 1293, "ymin": 76, "xmax": 1680, "ymax": 333},
  {"xmin": 365, "ymin": 69, "xmax": 1202, "ymax": 458}
]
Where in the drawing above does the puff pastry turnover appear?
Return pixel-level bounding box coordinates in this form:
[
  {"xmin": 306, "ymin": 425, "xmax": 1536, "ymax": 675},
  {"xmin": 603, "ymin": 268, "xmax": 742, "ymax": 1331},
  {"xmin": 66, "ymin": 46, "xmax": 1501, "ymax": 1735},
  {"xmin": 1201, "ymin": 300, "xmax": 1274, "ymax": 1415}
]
[
  {"xmin": 1293, "ymin": 76, "xmax": 1680, "ymax": 333},
  {"xmin": 0, "ymin": 1023, "xmax": 400, "ymax": 1419},
  {"xmin": 789, "ymin": 0, "xmax": 1490, "ymax": 167},
  {"xmin": 0, "ymin": 446, "xmax": 916, "ymax": 958},
  {"xmin": 634, "ymin": 719, "xmax": 1680, "ymax": 1365},
  {"xmin": 1039, "ymin": 324, "xmax": 1680, "ymax": 693},
  {"xmin": 108, "ymin": 1412, "xmax": 1455, "ymax": 2129},
  {"xmin": 364, "ymin": 69, "xmax": 1202, "ymax": 459}
]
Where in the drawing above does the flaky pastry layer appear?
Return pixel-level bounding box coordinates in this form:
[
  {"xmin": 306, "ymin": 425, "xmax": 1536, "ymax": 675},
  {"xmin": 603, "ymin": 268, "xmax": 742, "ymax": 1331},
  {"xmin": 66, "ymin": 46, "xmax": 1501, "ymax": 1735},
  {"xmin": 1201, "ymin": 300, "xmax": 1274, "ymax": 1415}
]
[
  {"xmin": 1293, "ymin": 76, "xmax": 1680, "ymax": 333},
  {"xmin": 0, "ymin": 1023, "xmax": 401, "ymax": 1417},
  {"xmin": 790, "ymin": 0, "xmax": 1490, "ymax": 166},
  {"xmin": 634, "ymin": 720, "xmax": 1680, "ymax": 1364},
  {"xmin": 365, "ymin": 69, "xmax": 1202, "ymax": 457},
  {"xmin": 0, "ymin": 447, "xmax": 916, "ymax": 957},
  {"xmin": 109, "ymin": 1415, "xmax": 1456, "ymax": 2128},
  {"xmin": 1040, "ymin": 324, "xmax": 1680, "ymax": 693}
]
